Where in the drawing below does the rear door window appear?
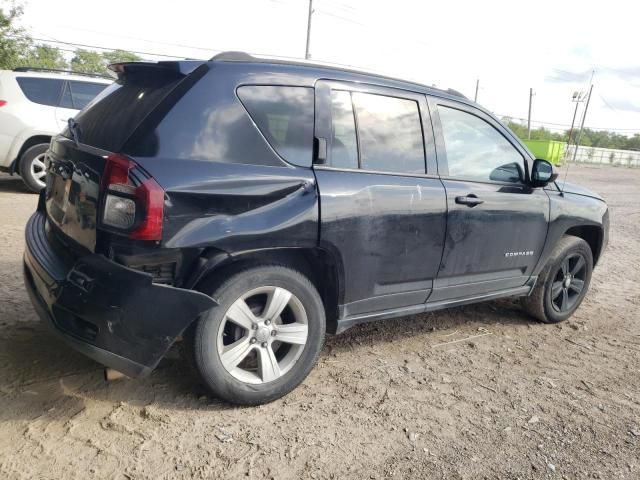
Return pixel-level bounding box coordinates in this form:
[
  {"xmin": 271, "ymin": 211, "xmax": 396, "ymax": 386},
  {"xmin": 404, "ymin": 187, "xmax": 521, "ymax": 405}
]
[
  {"xmin": 16, "ymin": 77, "xmax": 64, "ymax": 107},
  {"xmin": 351, "ymin": 92, "xmax": 425, "ymax": 174},
  {"xmin": 237, "ymin": 86, "xmax": 314, "ymax": 167}
]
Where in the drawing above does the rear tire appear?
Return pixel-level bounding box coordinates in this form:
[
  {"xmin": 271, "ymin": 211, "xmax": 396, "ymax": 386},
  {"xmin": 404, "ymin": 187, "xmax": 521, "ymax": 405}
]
[
  {"xmin": 184, "ymin": 265, "xmax": 326, "ymax": 405},
  {"xmin": 521, "ymin": 235, "xmax": 593, "ymax": 323},
  {"xmin": 19, "ymin": 144, "xmax": 49, "ymax": 193}
]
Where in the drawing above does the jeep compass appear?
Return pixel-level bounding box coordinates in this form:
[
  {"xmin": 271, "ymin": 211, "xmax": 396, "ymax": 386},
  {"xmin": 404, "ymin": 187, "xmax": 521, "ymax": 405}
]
[{"xmin": 23, "ymin": 52, "xmax": 609, "ymax": 405}]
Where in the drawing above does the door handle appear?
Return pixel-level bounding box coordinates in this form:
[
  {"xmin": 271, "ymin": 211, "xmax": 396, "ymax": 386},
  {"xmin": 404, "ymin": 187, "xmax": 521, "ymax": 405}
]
[
  {"xmin": 315, "ymin": 137, "xmax": 327, "ymax": 164},
  {"xmin": 455, "ymin": 194, "xmax": 484, "ymax": 207}
]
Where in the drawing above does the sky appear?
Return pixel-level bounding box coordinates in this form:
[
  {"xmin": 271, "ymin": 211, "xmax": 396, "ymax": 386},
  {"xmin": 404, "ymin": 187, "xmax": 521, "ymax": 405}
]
[{"xmin": 17, "ymin": 0, "xmax": 640, "ymax": 135}]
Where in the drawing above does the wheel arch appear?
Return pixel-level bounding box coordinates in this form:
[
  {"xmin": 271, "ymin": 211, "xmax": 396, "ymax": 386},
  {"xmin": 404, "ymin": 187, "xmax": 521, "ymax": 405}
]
[
  {"xmin": 187, "ymin": 247, "xmax": 344, "ymax": 334},
  {"xmin": 13, "ymin": 135, "xmax": 51, "ymax": 173},
  {"xmin": 564, "ymin": 225, "xmax": 604, "ymax": 265}
]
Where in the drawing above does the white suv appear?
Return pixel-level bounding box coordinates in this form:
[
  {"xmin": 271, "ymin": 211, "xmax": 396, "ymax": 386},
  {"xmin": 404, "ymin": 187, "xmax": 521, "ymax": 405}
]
[{"xmin": 0, "ymin": 68, "xmax": 112, "ymax": 191}]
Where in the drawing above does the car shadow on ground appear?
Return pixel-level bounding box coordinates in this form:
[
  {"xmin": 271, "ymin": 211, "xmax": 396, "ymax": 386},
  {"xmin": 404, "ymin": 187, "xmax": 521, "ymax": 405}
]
[
  {"xmin": 324, "ymin": 298, "xmax": 531, "ymax": 354},
  {"xmin": 0, "ymin": 173, "xmax": 34, "ymax": 194},
  {"xmin": 0, "ymin": 292, "xmax": 536, "ymax": 422}
]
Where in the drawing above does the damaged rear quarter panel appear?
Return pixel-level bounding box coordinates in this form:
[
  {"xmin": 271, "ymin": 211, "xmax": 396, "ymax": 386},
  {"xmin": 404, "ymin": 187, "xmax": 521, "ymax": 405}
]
[{"xmin": 133, "ymin": 158, "xmax": 319, "ymax": 252}]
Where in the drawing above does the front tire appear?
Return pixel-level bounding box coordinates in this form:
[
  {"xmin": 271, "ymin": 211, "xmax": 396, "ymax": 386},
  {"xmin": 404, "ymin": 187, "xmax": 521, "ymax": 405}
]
[
  {"xmin": 19, "ymin": 144, "xmax": 49, "ymax": 193},
  {"xmin": 185, "ymin": 265, "xmax": 326, "ymax": 405},
  {"xmin": 521, "ymin": 235, "xmax": 593, "ymax": 323}
]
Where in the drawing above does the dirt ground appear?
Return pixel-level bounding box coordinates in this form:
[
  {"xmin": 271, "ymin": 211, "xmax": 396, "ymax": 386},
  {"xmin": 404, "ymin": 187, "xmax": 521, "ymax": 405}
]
[{"xmin": 0, "ymin": 165, "xmax": 638, "ymax": 480}]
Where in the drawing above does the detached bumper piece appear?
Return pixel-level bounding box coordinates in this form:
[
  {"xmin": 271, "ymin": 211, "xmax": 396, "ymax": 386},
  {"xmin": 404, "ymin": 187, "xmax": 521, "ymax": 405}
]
[{"xmin": 23, "ymin": 212, "xmax": 216, "ymax": 378}]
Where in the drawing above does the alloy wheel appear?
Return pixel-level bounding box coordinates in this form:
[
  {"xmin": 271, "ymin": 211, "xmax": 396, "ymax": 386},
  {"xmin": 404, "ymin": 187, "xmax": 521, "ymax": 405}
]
[
  {"xmin": 29, "ymin": 153, "xmax": 47, "ymax": 189},
  {"xmin": 217, "ymin": 286, "xmax": 309, "ymax": 384},
  {"xmin": 550, "ymin": 252, "xmax": 587, "ymax": 312}
]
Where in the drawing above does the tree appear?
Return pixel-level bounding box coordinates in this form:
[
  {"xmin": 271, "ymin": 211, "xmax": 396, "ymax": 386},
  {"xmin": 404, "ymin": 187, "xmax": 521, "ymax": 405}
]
[
  {"xmin": 503, "ymin": 119, "xmax": 640, "ymax": 151},
  {"xmin": 102, "ymin": 49, "xmax": 141, "ymax": 65},
  {"xmin": 70, "ymin": 49, "xmax": 105, "ymax": 74},
  {"xmin": 627, "ymin": 134, "xmax": 640, "ymax": 151},
  {"xmin": 1, "ymin": 1, "xmax": 68, "ymax": 70},
  {"xmin": 69, "ymin": 49, "xmax": 142, "ymax": 76},
  {"xmin": 18, "ymin": 45, "xmax": 67, "ymax": 69},
  {"xmin": 0, "ymin": 1, "xmax": 30, "ymax": 69},
  {"xmin": 2, "ymin": 2, "xmax": 141, "ymax": 76}
]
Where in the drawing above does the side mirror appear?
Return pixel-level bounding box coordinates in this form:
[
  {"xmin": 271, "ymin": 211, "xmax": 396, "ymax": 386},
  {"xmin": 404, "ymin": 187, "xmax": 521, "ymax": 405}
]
[{"xmin": 531, "ymin": 159, "xmax": 558, "ymax": 187}]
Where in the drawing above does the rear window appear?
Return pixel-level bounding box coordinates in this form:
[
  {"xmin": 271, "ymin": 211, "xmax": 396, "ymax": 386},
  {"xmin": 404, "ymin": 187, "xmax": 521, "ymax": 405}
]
[
  {"xmin": 60, "ymin": 81, "xmax": 108, "ymax": 110},
  {"xmin": 72, "ymin": 72, "xmax": 181, "ymax": 152},
  {"xmin": 123, "ymin": 73, "xmax": 293, "ymax": 167},
  {"xmin": 16, "ymin": 77, "xmax": 64, "ymax": 107},
  {"xmin": 237, "ymin": 86, "xmax": 314, "ymax": 167}
]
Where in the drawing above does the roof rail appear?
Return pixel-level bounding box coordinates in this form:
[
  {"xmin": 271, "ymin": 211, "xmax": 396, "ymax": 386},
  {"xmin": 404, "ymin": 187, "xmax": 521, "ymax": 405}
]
[
  {"xmin": 207, "ymin": 51, "xmax": 471, "ymax": 102},
  {"xmin": 12, "ymin": 67, "xmax": 113, "ymax": 80}
]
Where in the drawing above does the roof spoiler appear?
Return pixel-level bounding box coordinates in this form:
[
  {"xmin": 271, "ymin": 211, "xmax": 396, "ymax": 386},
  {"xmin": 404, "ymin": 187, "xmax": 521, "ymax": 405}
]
[{"xmin": 108, "ymin": 61, "xmax": 206, "ymax": 77}]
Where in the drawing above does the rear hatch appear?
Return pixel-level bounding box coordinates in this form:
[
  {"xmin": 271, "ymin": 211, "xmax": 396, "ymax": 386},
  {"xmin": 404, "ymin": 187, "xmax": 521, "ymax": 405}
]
[{"xmin": 45, "ymin": 62, "xmax": 204, "ymax": 252}]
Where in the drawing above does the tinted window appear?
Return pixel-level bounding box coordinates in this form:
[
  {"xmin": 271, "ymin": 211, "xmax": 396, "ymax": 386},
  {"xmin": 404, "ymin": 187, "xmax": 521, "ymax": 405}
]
[
  {"xmin": 237, "ymin": 86, "xmax": 314, "ymax": 167},
  {"xmin": 352, "ymin": 92, "xmax": 425, "ymax": 174},
  {"xmin": 438, "ymin": 106, "xmax": 525, "ymax": 183},
  {"xmin": 69, "ymin": 81, "xmax": 107, "ymax": 110},
  {"xmin": 124, "ymin": 72, "xmax": 288, "ymax": 167},
  {"xmin": 73, "ymin": 72, "xmax": 181, "ymax": 152},
  {"xmin": 330, "ymin": 90, "xmax": 358, "ymax": 169},
  {"xmin": 16, "ymin": 77, "xmax": 63, "ymax": 107}
]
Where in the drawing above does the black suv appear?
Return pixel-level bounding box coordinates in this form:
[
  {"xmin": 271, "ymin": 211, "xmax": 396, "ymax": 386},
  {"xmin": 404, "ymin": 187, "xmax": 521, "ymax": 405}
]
[{"xmin": 24, "ymin": 53, "xmax": 609, "ymax": 405}]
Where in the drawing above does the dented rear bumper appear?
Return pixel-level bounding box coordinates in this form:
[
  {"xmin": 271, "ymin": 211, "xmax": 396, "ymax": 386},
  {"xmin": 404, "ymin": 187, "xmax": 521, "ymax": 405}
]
[{"xmin": 23, "ymin": 210, "xmax": 215, "ymax": 378}]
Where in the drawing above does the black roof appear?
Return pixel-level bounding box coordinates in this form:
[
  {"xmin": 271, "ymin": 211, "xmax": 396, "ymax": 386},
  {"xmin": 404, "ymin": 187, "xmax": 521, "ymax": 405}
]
[{"xmin": 209, "ymin": 51, "xmax": 468, "ymax": 101}]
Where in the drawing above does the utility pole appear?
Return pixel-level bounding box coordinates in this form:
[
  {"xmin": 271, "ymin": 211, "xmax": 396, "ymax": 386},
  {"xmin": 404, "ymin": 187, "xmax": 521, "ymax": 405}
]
[
  {"xmin": 572, "ymin": 83, "xmax": 594, "ymax": 163},
  {"xmin": 305, "ymin": 0, "xmax": 313, "ymax": 60},
  {"xmin": 566, "ymin": 91, "xmax": 585, "ymax": 161},
  {"xmin": 562, "ymin": 71, "xmax": 594, "ymax": 191},
  {"xmin": 474, "ymin": 79, "xmax": 479, "ymax": 102},
  {"xmin": 567, "ymin": 94, "xmax": 581, "ymax": 145},
  {"xmin": 527, "ymin": 88, "xmax": 534, "ymax": 140}
]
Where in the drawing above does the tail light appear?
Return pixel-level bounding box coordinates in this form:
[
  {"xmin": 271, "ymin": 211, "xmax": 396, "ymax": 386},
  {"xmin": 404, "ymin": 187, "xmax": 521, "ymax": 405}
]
[
  {"xmin": 101, "ymin": 153, "xmax": 164, "ymax": 241},
  {"xmin": 0, "ymin": 100, "xmax": 7, "ymax": 107}
]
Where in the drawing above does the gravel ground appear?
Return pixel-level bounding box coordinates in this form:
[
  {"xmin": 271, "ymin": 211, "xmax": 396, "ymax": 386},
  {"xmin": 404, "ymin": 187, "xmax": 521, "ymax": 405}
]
[{"xmin": 0, "ymin": 165, "xmax": 639, "ymax": 480}]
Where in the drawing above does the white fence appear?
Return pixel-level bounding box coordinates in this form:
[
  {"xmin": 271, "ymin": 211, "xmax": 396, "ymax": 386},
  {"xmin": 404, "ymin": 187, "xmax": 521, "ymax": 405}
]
[{"xmin": 564, "ymin": 145, "xmax": 640, "ymax": 168}]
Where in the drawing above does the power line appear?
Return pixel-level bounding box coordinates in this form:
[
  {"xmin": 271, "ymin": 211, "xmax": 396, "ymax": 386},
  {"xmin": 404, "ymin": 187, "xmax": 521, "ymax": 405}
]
[
  {"xmin": 13, "ymin": 24, "xmax": 640, "ymax": 136},
  {"xmin": 35, "ymin": 26, "xmax": 222, "ymax": 54},
  {"xmin": 313, "ymin": 7, "xmax": 430, "ymax": 49},
  {"xmin": 7, "ymin": 34, "xmax": 202, "ymax": 60},
  {"xmin": 598, "ymin": 94, "xmax": 619, "ymax": 112},
  {"xmin": 36, "ymin": 0, "xmax": 310, "ymax": 57},
  {"xmin": 314, "ymin": 8, "xmax": 368, "ymax": 27},
  {"xmin": 16, "ymin": 30, "xmax": 366, "ymax": 72},
  {"xmin": 321, "ymin": 0, "xmax": 359, "ymax": 13}
]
